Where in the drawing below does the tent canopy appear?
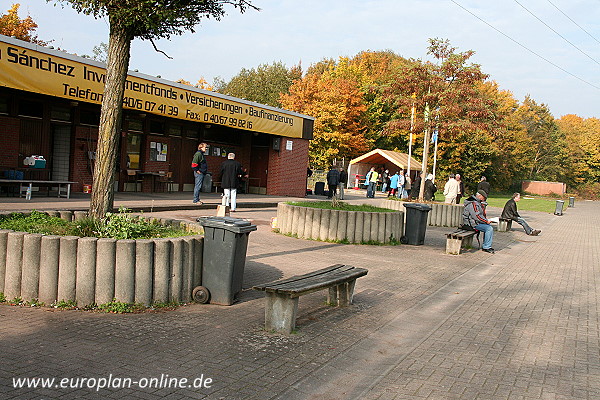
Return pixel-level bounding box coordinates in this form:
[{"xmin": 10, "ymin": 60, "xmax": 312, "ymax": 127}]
[{"xmin": 349, "ymin": 149, "xmax": 422, "ymax": 171}]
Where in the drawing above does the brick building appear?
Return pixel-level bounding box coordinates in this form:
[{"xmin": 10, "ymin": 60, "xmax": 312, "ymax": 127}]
[{"xmin": 0, "ymin": 35, "xmax": 313, "ymax": 197}]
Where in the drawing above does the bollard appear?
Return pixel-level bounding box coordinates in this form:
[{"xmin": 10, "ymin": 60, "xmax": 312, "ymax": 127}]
[
  {"xmin": 568, "ymin": 197, "xmax": 575, "ymax": 207},
  {"xmin": 554, "ymin": 200, "xmax": 565, "ymax": 216}
]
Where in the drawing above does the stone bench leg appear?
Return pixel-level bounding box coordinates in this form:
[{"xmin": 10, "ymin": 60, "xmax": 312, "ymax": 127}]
[
  {"xmin": 265, "ymin": 292, "xmax": 298, "ymax": 334},
  {"xmin": 446, "ymin": 238, "xmax": 463, "ymax": 255},
  {"xmin": 462, "ymin": 235, "xmax": 474, "ymax": 248},
  {"xmin": 327, "ymin": 280, "xmax": 357, "ymax": 306},
  {"xmin": 497, "ymin": 219, "xmax": 512, "ymax": 232}
]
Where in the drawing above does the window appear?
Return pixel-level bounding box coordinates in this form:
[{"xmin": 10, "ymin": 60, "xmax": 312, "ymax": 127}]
[
  {"xmin": 0, "ymin": 96, "xmax": 8, "ymax": 114},
  {"xmin": 80, "ymin": 109, "xmax": 100, "ymax": 126},
  {"xmin": 51, "ymin": 105, "xmax": 72, "ymax": 121},
  {"xmin": 126, "ymin": 133, "xmax": 142, "ymax": 169},
  {"xmin": 18, "ymin": 99, "xmax": 43, "ymax": 118}
]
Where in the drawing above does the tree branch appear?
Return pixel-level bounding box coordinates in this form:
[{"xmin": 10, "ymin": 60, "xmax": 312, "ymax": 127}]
[{"xmin": 150, "ymin": 39, "xmax": 173, "ymax": 59}]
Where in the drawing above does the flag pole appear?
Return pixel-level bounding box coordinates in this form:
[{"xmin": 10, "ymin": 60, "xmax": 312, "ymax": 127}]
[{"xmin": 408, "ymin": 93, "xmax": 416, "ymax": 178}]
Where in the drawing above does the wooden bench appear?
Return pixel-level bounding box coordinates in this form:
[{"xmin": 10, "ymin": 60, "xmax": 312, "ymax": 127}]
[
  {"xmin": 497, "ymin": 218, "xmax": 513, "ymax": 232},
  {"xmin": 446, "ymin": 229, "xmax": 479, "ymax": 255},
  {"xmin": 252, "ymin": 264, "xmax": 368, "ymax": 334}
]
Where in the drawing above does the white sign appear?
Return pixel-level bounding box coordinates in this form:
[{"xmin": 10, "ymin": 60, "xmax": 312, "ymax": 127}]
[{"xmin": 286, "ymin": 140, "xmax": 293, "ymax": 151}]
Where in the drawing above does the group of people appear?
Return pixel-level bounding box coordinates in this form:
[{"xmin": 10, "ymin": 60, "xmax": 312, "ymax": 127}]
[
  {"xmin": 326, "ymin": 165, "xmax": 348, "ymax": 199},
  {"xmin": 192, "ymin": 142, "xmax": 246, "ymax": 212},
  {"xmin": 462, "ymin": 182, "xmax": 541, "ymax": 255}
]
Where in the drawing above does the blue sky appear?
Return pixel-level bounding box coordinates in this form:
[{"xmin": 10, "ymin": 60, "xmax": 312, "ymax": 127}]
[{"xmin": 12, "ymin": 0, "xmax": 600, "ymax": 118}]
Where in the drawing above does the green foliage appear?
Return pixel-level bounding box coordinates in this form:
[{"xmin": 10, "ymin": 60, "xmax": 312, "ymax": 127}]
[
  {"xmin": 0, "ymin": 292, "xmax": 5, "ymax": 303},
  {"xmin": 52, "ymin": 0, "xmax": 258, "ymax": 41},
  {"xmin": 51, "ymin": 299, "xmax": 77, "ymax": 309},
  {"xmin": 216, "ymin": 61, "xmax": 301, "ymax": 107},
  {"xmin": 97, "ymin": 300, "xmax": 145, "ymax": 313},
  {"xmin": 0, "ymin": 209, "xmax": 189, "ymax": 239}
]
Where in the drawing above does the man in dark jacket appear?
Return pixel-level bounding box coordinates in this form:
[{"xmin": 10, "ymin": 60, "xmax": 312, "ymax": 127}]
[
  {"xmin": 326, "ymin": 165, "xmax": 340, "ymax": 198},
  {"xmin": 220, "ymin": 153, "xmax": 244, "ymax": 212},
  {"xmin": 191, "ymin": 142, "xmax": 208, "ymax": 204},
  {"xmin": 501, "ymin": 192, "xmax": 541, "ymax": 236},
  {"xmin": 338, "ymin": 167, "xmax": 348, "ymax": 200},
  {"xmin": 477, "ymin": 176, "xmax": 490, "ymax": 196},
  {"xmin": 463, "ymin": 189, "xmax": 495, "ymax": 253}
]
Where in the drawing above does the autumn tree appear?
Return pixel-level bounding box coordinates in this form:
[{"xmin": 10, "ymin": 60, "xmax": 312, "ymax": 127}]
[
  {"xmin": 0, "ymin": 3, "xmax": 47, "ymax": 44},
  {"xmin": 556, "ymin": 114, "xmax": 600, "ymax": 188},
  {"xmin": 52, "ymin": 0, "xmax": 257, "ymax": 218},
  {"xmin": 281, "ymin": 72, "xmax": 370, "ymax": 168},
  {"xmin": 215, "ymin": 61, "xmax": 301, "ymax": 108},
  {"xmin": 176, "ymin": 77, "xmax": 214, "ymax": 91}
]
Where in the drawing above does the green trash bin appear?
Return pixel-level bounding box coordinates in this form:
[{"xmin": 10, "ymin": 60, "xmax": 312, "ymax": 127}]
[
  {"xmin": 402, "ymin": 203, "xmax": 432, "ymax": 245},
  {"xmin": 196, "ymin": 216, "xmax": 257, "ymax": 305}
]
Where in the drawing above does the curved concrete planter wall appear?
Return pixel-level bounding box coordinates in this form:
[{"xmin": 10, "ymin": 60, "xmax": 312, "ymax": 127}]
[
  {"xmin": 277, "ymin": 202, "xmax": 404, "ymax": 244},
  {"xmin": 381, "ymin": 200, "xmax": 463, "ymax": 228},
  {"xmin": 0, "ymin": 211, "xmax": 204, "ymax": 307}
]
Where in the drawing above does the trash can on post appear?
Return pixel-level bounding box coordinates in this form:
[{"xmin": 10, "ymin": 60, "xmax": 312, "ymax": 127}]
[
  {"xmin": 402, "ymin": 203, "xmax": 432, "ymax": 245},
  {"xmin": 196, "ymin": 216, "xmax": 257, "ymax": 305},
  {"xmin": 554, "ymin": 200, "xmax": 564, "ymax": 216}
]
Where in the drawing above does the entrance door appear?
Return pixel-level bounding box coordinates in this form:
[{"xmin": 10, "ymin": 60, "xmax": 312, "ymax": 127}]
[
  {"xmin": 51, "ymin": 124, "xmax": 71, "ymax": 181},
  {"xmin": 249, "ymin": 147, "xmax": 268, "ymax": 194}
]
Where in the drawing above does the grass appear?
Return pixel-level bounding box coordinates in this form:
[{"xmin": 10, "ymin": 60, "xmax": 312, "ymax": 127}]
[{"xmin": 287, "ymin": 201, "xmax": 394, "ymax": 212}]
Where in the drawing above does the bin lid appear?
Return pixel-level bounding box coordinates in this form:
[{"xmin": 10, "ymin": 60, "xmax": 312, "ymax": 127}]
[
  {"xmin": 196, "ymin": 216, "xmax": 257, "ymax": 233},
  {"xmin": 403, "ymin": 203, "xmax": 432, "ymax": 211}
]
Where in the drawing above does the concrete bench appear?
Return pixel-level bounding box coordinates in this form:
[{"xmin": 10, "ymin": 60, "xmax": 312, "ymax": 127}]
[
  {"xmin": 497, "ymin": 218, "xmax": 513, "ymax": 232},
  {"xmin": 446, "ymin": 229, "xmax": 479, "ymax": 255},
  {"xmin": 253, "ymin": 264, "xmax": 368, "ymax": 334}
]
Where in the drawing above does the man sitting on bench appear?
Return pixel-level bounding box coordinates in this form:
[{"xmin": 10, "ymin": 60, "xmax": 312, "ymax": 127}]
[
  {"xmin": 463, "ymin": 190, "xmax": 495, "ymax": 254},
  {"xmin": 501, "ymin": 192, "xmax": 541, "ymax": 236}
]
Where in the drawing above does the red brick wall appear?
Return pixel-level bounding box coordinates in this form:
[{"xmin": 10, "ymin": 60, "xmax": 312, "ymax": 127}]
[
  {"xmin": 266, "ymin": 138, "xmax": 309, "ymax": 197},
  {"xmin": 0, "ymin": 115, "xmax": 20, "ymax": 169},
  {"xmin": 72, "ymin": 126, "xmax": 98, "ymax": 192},
  {"xmin": 521, "ymin": 180, "xmax": 566, "ymax": 196}
]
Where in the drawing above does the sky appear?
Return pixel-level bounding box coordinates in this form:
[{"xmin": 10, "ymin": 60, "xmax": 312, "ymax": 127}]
[{"xmin": 10, "ymin": 0, "xmax": 600, "ymax": 119}]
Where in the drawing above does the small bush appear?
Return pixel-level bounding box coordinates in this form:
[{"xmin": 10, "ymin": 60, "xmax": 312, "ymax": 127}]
[
  {"xmin": 0, "ymin": 292, "xmax": 6, "ymax": 303},
  {"xmin": 97, "ymin": 300, "xmax": 145, "ymax": 314}
]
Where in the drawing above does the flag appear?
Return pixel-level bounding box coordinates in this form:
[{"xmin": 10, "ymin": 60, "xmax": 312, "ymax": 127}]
[
  {"xmin": 424, "ymin": 102, "xmax": 430, "ymax": 123},
  {"xmin": 431, "ymin": 128, "xmax": 438, "ymax": 144}
]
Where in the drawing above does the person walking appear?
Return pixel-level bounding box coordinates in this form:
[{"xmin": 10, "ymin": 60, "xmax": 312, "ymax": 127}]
[
  {"xmin": 388, "ymin": 171, "xmax": 400, "ymax": 197},
  {"xmin": 477, "ymin": 176, "xmax": 490, "ymax": 196},
  {"xmin": 219, "ymin": 153, "xmax": 244, "ymax": 212},
  {"xmin": 455, "ymin": 173, "xmax": 465, "ymax": 204},
  {"xmin": 463, "ymin": 189, "xmax": 495, "ymax": 254},
  {"xmin": 191, "ymin": 142, "xmax": 208, "ymax": 204},
  {"xmin": 326, "ymin": 164, "xmax": 340, "ymax": 198},
  {"xmin": 338, "ymin": 167, "xmax": 348, "ymax": 200},
  {"xmin": 501, "ymin": 192, "xmax": 541, "ymax": 235},
  {"xmin": 443, "ymin": 174, "xmax": 460, "ymax": 204}
]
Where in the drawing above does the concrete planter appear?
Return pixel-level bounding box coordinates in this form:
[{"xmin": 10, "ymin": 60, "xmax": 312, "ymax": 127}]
[
  {"xmin": 277, "ymin": 202, "xmax": 403, "ymax": 244},
  {"xmin": 381, "ymin": 200, "xmax": 463, "ymax": 228},
  {"xmin": 0, "ymin": 211, "xmax": 204, "ymax": 306}
]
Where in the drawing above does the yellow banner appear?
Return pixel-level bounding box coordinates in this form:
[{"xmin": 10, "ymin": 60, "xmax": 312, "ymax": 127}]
[{"xmin": 0, "ymin": 39, "xmax": 305, "ymax": 138}]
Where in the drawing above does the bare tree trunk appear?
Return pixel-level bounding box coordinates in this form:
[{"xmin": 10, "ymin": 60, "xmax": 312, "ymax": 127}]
[{"xmin": 89, "ymin": 25, "xmax": 132, "ymax": 219}]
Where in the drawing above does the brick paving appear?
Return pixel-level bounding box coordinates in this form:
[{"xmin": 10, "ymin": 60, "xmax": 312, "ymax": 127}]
[{"xmin": 1, "ymin": 192, "xmax": 598, "ymax": 399}]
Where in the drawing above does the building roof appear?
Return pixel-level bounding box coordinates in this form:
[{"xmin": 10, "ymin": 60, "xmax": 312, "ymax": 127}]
[{"xmin": 349, "ymin": 149, "xmax": 422, "ymax": 171}]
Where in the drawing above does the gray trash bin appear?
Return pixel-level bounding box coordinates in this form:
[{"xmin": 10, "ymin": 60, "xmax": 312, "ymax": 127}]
[
  {"xmin": 554, "ymin": 200, "xmax": 564, "ymax": 216},
  {"xmin": 402, "ymin": 203, "xmax": 432, "ymax": 245},
  {"xmin": 201, "ymin": 172, "xmax": 212, "ymax": 193},
  {"xmin": 196, "ymin": 216, "xmax": 257, "ymax": 305}
]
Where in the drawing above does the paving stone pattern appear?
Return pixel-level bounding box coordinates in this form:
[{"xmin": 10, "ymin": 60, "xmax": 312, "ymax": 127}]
[{"xmin": 1, "ymin": 195, "xmax": 598, "ymax": 400}]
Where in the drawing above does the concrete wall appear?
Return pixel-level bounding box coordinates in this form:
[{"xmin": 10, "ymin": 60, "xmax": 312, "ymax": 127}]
[
  {"xmin": 381, "ymin": 200, "xmax": 463, "ymax": 228},
  {"xmin": 0, "ymin": 211, "xmax": 204, "ymax": 306},
  {"xmin": 277, "ymin": 202, "xmax": 404, "ymax": 244}
]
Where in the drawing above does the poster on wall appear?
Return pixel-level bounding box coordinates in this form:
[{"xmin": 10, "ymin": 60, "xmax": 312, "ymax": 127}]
[{"xmin": 150, "ymin": 142, "xmax": 168, "ymax": 162}]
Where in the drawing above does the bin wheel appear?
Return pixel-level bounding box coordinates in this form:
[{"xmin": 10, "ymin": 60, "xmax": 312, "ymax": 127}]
[
  {"xmin": 192, "ymin": 286, "xmax": 210, "ymax": 304},
  {"xmin": 400, "ymin": 236, "xmax": 408, "ymax": 244}
]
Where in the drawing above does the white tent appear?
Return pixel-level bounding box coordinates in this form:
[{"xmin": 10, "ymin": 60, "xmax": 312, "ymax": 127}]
[{"xmin": 347, "ymin": 149, "xmax": 422, "ymax": 187}]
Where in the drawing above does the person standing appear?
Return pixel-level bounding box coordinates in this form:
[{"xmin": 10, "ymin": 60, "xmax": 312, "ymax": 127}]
[
  {"xmin": 424, "ymin": 173, "xmax": 437, "ymax": 201},
  {"xmin": 410, "ymin": 172, "xmax": 422, "ymax": 200},
  {"xmin": 501, "ymin": 192, "xmax": 541, "ymax": 236},
  {"xmin": 402, "ymin": 172, "xmax": 410, "ymax": 199},
  {"xmin": 443, "ymin": 173, "xmax": 460, "ymax": 204},
  {"xmin": 219, "ymin": 152, "xmax": 244, "ymax": 212},
  {"xmin": 463, "ymin": 189, "xmax": 495, "ymax": 254},
  {"xmin": 389, "ymin": 171, "xmax": 399, "ymax": 197},
  {"xmin": 477, "ymin": 176, "xmax": 490, "ymax": 196},
  {"xmin": 326, "ymin": 164, "xmax": 340, "ymax": 198},
  {"xmin": 191, "ymin": 142, "xmax": 208, "ymax": 204},
  {"xmin": 338, "ymin": 167, "xmax": 348, "ymax": 200},
  {"xmin": 455, "ymin": 173, "xmax": 465, "ymax": 204},
  {"xmin": 398, "ymin": 170, "xmax": 406, "ymax": 198},
  {"xmin": 381, "ymin": 169, "xmax": 389, "ymax": 193},
  {"xmin": 367, "ymin": 167, "xmax": 378, "ymax": 198}
]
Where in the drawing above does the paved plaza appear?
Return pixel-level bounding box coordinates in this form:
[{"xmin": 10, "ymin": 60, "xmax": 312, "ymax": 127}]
[{"xmin": 1, "ymin": 191, "xmax": 598, "ymax": 399}]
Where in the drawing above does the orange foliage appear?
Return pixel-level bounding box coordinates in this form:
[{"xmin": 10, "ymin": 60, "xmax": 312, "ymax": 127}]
[{"xmin": 0, "ymin": 4, "xmax": 46, "ymax": 45}]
